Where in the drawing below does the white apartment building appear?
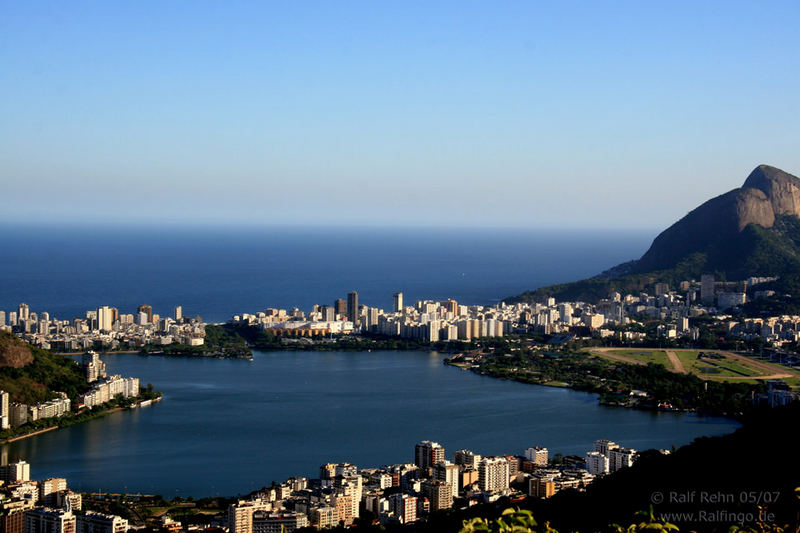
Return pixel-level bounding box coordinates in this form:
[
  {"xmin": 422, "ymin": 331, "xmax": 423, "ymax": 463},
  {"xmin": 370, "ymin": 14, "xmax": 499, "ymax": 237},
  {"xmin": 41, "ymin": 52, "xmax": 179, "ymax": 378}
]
[{"xmin": 478, "ymin": 456, "xmax": 509, "ymax": 492}]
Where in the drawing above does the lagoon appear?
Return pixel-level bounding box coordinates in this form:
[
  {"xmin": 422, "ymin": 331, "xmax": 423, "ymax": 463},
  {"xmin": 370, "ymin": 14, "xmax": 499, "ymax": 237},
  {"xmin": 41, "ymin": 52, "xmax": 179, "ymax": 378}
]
[{"xmin": 3, "ymin": 350, "xmax": 738, "ymax": 497}]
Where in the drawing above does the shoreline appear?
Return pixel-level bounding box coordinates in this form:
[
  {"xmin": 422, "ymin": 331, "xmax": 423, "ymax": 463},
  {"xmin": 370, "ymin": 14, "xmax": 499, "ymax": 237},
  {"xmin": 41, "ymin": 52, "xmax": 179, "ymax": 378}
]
[
  {"xmin": 444, "ymin": 355, "xmax": 748, "ymax": 421},
  {"xmin": 1, "ymin": 425, "xmax": 59, "ymax": 444},
  {"xmin": 0, "ymin": 397, "xmax": 162, "ymax": 445}
]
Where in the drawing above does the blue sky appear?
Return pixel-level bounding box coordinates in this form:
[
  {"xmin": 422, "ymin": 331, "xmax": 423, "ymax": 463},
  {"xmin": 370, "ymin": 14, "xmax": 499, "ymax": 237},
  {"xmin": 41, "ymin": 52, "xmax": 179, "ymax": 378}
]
[{"xmin": 1, "ymin": 1, "xmax": 799, "ymax": 228}]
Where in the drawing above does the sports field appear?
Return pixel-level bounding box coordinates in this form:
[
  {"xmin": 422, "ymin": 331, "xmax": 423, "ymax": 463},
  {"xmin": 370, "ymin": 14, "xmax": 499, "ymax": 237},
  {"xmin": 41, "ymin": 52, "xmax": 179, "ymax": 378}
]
[{"xmin": 589, "ymin": 347, "xmax": 800, "ymax": 386}]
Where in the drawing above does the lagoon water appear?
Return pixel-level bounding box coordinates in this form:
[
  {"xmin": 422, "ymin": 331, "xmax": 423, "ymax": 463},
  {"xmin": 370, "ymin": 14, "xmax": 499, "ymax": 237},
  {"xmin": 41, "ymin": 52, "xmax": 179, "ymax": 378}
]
[{"xmin": 3, "ymin": 350, "xmax": 739, "ymax": 497}]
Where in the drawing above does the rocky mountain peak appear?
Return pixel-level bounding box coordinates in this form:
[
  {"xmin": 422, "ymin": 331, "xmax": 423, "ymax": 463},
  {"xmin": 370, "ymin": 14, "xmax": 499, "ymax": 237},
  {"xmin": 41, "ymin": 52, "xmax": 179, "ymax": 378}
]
[{"xmin": 742, "ymin": 164, "xmax": 800, "ymax": 217}]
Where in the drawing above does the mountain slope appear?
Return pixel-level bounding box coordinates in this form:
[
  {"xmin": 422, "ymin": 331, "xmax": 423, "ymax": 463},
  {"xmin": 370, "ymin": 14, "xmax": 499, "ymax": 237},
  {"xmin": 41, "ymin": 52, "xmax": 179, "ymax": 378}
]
[
  {"xmin": 508, "ymin": 165, "xmax": 800, "ymax": 303},
  {"xmin": 633, "ymin": 165, "xmax": 800, "ymax": 276},
  {"xmin": 0, "ymin": 331, "xmax": 88, "ymax": 405}
]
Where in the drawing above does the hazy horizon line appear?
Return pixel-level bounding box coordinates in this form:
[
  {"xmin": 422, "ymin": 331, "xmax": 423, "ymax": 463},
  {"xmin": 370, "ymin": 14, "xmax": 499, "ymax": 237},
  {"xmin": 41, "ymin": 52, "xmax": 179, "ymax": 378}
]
[{"xmin": 2, "ymin": 219, "xmax": 663, "ymax": 235}]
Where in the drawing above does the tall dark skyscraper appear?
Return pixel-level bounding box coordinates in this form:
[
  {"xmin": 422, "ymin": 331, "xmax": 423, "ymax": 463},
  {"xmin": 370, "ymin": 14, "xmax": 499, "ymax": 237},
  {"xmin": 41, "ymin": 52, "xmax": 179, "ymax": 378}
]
[
  {"xmin": 137, "ymin": 304, "xmax": 153, "ymax": 323},
  {"xmin": 415, "ymin": 440, "xmax": 445, "ymax": 469},
  {"xmin": 334, "ymin": 299, "xmax": 347, "ymax": 317},
  {"xmin": 347, "ymin": 291, "xmax": 359, "ymax": 324}
]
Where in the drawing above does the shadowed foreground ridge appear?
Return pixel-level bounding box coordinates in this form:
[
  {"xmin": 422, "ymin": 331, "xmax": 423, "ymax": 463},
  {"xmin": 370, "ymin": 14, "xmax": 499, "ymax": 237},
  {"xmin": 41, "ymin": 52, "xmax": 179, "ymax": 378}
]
[
  {"xmin": 431, "ymin": 406, "xmax": 800, "ymax": 533},
  {"xmin": 508, "ymin": 164, "xmax": 800, "ymax": 303}
]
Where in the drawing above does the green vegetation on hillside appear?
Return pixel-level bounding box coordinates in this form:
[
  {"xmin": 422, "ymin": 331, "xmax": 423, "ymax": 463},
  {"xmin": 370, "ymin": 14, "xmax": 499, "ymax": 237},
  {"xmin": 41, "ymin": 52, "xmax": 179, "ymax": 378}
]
[
  {"xmin": 507, "ymin": 214, "xmax": 800, "ymax": 306},
  {"xmin": 505, "ymin": 253, "xmax": 713, "ymax": 304},
  {"xmin": 0, "ymin": 331, "xmax": 88, "ymax": 404}
]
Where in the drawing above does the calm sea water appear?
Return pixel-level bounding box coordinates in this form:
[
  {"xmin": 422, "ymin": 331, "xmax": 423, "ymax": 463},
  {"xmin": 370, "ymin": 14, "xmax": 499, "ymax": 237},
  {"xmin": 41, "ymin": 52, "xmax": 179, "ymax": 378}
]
[
  {"xmin": 2, "ymin": 351, "xmax": 738, "ymax": 497},
  {"xmin": 0, "ymin": 225, "xmax": 655, "ymax": 322}
]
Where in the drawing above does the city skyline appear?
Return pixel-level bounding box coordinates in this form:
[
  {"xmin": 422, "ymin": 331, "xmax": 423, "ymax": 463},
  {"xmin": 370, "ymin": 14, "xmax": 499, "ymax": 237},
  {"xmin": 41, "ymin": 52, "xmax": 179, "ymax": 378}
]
[{"xmin": 2, "ymin": 2, "xmax": 799, "ymax": 229}]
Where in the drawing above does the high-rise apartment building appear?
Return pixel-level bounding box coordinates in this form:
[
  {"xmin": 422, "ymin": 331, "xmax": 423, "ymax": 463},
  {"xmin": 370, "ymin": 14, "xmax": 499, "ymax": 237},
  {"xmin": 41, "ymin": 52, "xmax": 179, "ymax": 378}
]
[
  {"xmin": 593, "ymin": 439, "xmax": 619, "ymax": 456},
  {"xmin": 586, "ymin": 451, "xmax": 610, "ymax": 475},
  {"xmin": 136, "ymin": 305, "xmax": 153, "ymax": 324},
  {"xmin": 608, "ymin": 447, "xmax": 637, "ymax": 472},
  {"xmin": 319, "ymin": 306, "xmax": 334, "ymax": 321},
  {"xmin": 478, "ymin": 457, "xmax": 509, "ymax": 492},
  {"xmin": 0, "ymin": 390, "xmax": 9, "ymax": 430},
  {"xmin": 319, "ymin": 463, "xmax": 337, "ymax": 480},
  {"xmin": 529, "ymin": 476, "xmax": 556, "ymax": 498},
  {"xmin": 174, "ymin": 306, "xmax": 182, "ymax": 321},
  {"xmin": 701, "ymin": 274, "xmax": 715, "ymax": 304},
  {"xmin": 82, "ymin": 352, "xmax": 106, "ymax": 383},
  {"xmin": 432, "ymin": 462, "xmax": 459, "ymax": 493},
  {"xmin": 75, "ymin": 512, "xmax": 128, "ymax": 533},
  {"xmin": 453, "ymin": 449, "xmax": 482, "ymax": 469},
  {"xmin": 96, "ymin": 307, "xmax": 113, "ymax": 332},
  {"xmin": 251, "ymin": 511, "xmax": 307, "ymax": 533},
  {"xmin": 388, "ymin": 494, "xmax": 417, "ymax": 524},
  {"xmin": 414, "ymin": 441, "xmax": 445, "ymax": 470},
  {"xmin": 393, "ymin": 292, "xmax": 403, "ymax": 313},
  {"xmin": 2, "ymin": 500, "xmax": 33, "ymax": 533},
  {"xmin": 346, "ymin": 292, "xmax": 359, "ymax": 324},
  {"xmin": 0, "ymin": 461, "xmax": 30, "ymax": 483},
  {"xmin": 524, "ymin": 446, "xmax": 549, "ymax": 466},
  {"xmin": 17, "ymin": 304, "xmax": 30, "ymax": 322},
  {"xmin": 39, "ymin": 478, "xmax": 67, "ymax": 508},
  {"xmin": 24, "ymin": 508, "xmax": 75, "ymax": 533},
  {"xmin": 10, "ymin": 403, "xmax": 27, "ymax": 428},
  {"xmin": 422, "ymin": 480, "xmax": 453, "ymax": 511},
  {"xmin": 228, "ymin": 500, "xmax": 271, "ymax": 533},
  {"xmin": 61, "ymin": 492, "xmax": 82, "ymax": 513},
  {"xmin": 334, "ymin": 299, "xmax": 346, "ymax": 317}
]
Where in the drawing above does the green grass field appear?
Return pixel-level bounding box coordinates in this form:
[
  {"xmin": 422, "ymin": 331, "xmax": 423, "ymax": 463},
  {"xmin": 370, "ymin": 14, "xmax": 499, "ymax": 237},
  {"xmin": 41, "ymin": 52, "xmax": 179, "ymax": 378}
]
[
  {"xmin": 607, "ymin": 349, "xmax": 670, "ymax": 367},
  {"xmin": 674, "ymin": 350, "xmax": 792, "ymax": 379},
  {"xmin": 596, "ymin": 348, "xmax": 800, "ymax": 385},
  {"xmin": 673, "ymin": 351, "xmax": 756, "ymax": 377}
]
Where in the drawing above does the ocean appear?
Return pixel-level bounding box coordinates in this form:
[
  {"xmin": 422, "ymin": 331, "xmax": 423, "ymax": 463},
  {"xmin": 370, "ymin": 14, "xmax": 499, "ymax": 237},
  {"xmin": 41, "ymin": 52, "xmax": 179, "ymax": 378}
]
[{"xmin": 1, "ymin": 225, "xmax": 656, "ymax": 322}]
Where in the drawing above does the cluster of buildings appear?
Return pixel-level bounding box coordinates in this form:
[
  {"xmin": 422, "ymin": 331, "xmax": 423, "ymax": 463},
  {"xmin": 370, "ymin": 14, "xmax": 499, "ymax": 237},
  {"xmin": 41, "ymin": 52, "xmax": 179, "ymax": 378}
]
[
  {"xmin": 226, "ymin": 438, "xmax": 640, "ymax": 531},
  {"xmin": 584, "ymin": 440, "xmax": 638, "ymax": 476},
  {"xmin": 0, "ymin": 304, "xmax": 205, "ymax": 352},
  {"xmin": 223, "ymin": 280, "xmax": 798, "ymax": 380},
  {"xmin": 1, "ymin": 391, "xmax": 71, "ymax": 431},
  {"xmin": 754, "ymin": 380, "xmax": 800, "ymax": 407},
  {"xmin": 233, "ymin": 291, "xmax": 509, "ymax": 342},
  {"xmin": 76, "ymin": 353, "xmax": 140, "ymax": 409},
  {"xmin": 6, "ymin": 272, "xmax": 800, "ymax": 360},
  {"xmin": 227, "ymin": 276, "xmax": 792, "ymax": 349},
  {"xmin": 0, "ymin": 352, "xmax": 143, "ymax": 432},
  {"xmin": 0, "ymin": 461, "xmax": 128, "ymax": 533}
]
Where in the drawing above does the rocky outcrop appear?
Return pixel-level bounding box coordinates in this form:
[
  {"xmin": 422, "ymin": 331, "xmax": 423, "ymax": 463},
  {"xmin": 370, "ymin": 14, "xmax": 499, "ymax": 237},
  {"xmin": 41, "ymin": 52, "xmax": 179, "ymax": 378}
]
[
  {"xmin": 743, "ymin": 164, "xmax": 800, "ymax": 217},
  {"xmin": 508, "ymin": 164, "xmax": 800, "ymax": 303},
  {"xmin": 732, "ymin": 187, "xmax": 775, "ymax": 231},
  {"xmin": 0, "ymin": 333, "xmax": 34, "ymax": 368},
  {"xmin": 634, "ymin": 165, "xmax": 799, "ymax": 273}
]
